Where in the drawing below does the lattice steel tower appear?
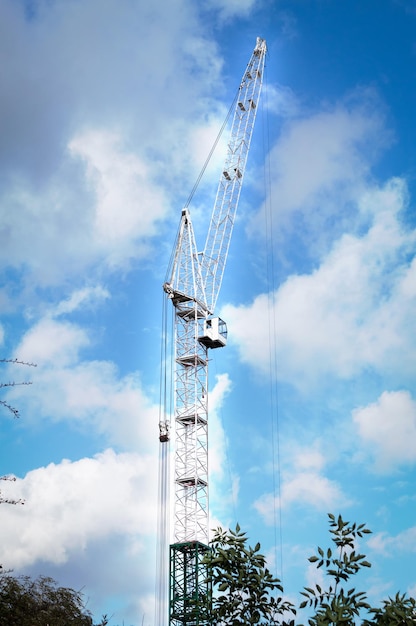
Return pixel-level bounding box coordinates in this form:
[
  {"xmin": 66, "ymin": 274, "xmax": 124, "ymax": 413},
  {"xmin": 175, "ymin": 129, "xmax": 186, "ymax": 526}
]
[{"xmin": 158, "ymin": 37, "xmax": 267, "ymax": 626}]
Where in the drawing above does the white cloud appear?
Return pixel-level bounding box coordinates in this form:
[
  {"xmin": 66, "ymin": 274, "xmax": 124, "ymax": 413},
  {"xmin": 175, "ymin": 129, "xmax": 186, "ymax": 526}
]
[
  {"xmin": 206, "ymin": 0, "xmax": 256, "ymax": 20},
  {"xmin": 305, "ymin": 559, "xmax": 326, "ymax": 592},
  {"xmin": 208, "ymin": 373, "xmax": 241, "ymax": 528},
  {"xmin": 408, "ymin": 582, "xmax": 416, "ymax": 598},
  {"xmin": 0, "ymin": 449, "xmax": 156, "ymax": 569},
  {"xmin": 0, "ymin": 0, "xmax": 229, "ymax": 290},
  {"xmin": 5, "ymin": 316, "xmax": 159, "ymax": 452},
  {"xmin": 69, "ymin": 130, "xmax": 168, "ymax": 268},
  {"xmin": 0, "ymin": 448, "xmax": 159, "ymax": 621},
  {"xmin": 366, "ymin": 579, "xmax": 394, "ymax": 604},
  {"xmin": 54, "ymin": 286, "xmax": 110, "ymax": 317},
  {"xmin": 250, "ymin": 91, "xmax": 389, "ymax": 238},
  {"xmin": 224, "ymin": 178, "xmax": 416, "ymax": 388},
  {"xmin": 16, "ymin": 318, "xmax": 90, "ymax": 367},
  {"xmin": 265, "ymin": 83, "xmax": 300, "ymax": 118},
  {"xmin": 0, "ymin": 128, "xmax": 171, "ymax": 288},
  {"xmin": 254, "ymin": 446, "xmax": 347, "ymax": 522},
  {"xmin": 369, "ymin": 525, "xmax": 416, "ymax": 557},
  {"xmin": 209, "ymin": 373, "xmax": 232, "ymax": 480},
  {"xmin": 353, "ymin": 390, "xmax": 416, "ymax": 471},
  {"xmin": 296, "ymin": 447, "xmax": 325, "ymax": 471},
  {"xmin": 0, "ymin": 0, "xmax": 217, "ymax": 176},
  {"xmin": 255, "ymin": 473, "xmax": 345, "ymax": 523},
  {"xmin": 282, "ymin": 471, "xmax": 345, "ymax": 509}
]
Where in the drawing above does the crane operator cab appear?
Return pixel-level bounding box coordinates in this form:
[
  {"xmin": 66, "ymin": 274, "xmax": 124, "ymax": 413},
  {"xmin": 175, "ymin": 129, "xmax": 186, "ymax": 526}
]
[{"xmin": 198, "ymin": 317, "xmax": 227, "ymax": 349}]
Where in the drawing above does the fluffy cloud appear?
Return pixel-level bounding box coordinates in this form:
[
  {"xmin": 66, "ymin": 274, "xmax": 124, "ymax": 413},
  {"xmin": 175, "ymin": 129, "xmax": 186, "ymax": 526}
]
[
  {"xmin": 0, "ymin": 449, "xmax": 156, "ymax": 568},
  {"xmin": 265, "ymin": 83, "xmax": 300, "ymax": 118},
  {"xmin": 353, "ymin": 390, "xmax": 416, "ymax": 471},
  {"xmin": 0, "ymin": 0, "xmax": 227, "ymax": 290},
  {"xmin": 254, "ymin": 447, "xmax": 347, "ymax": 522},
  {"xmin": 209, "ymin": 373, "xmax": 232, "ymax": 481},
  {"xmin": 68, "ymin": 130, "xmax": 168, "ymax": 268},
  {"xmin": 0, "ymin": 449, "xmax": 157, "ymax": 621},
  {"xmin": 249, "ymin": 91, "xmax": 389, "ymax": 238},
  {"xmin": 0, "ymin": 126, "xmax": 171, "ymax": 288},
  {"xmin": 0, "ymin": 0, "xmax": 215, "ymax": 178},
  {"xmin": 5, "ymin": 307, "xmax": 236, "ymax": 533},
  {"xmin": 206, "ymin": 0, "xmax": 257, "ymax": 20},
  {"xmin": 2, "ymin": 290, "xmax": 161, "ymax": 620},
  {"xmin": 369, "ymin": 525, "xmax": 416, "ymax": 557},
  {"xmin": 224, "ymin": 178, "xmax": 416, "ymax": 387},
  {"xmin": 5, "ymin": 314, "xmax": 159, "ymax": 452},
  {"xmin": 208, "ymin": 373, "xmax": 240, "ymax": 527},
  {"xmin": 53, "ymin": 286, "xmax": 110, "ymax": 317}
]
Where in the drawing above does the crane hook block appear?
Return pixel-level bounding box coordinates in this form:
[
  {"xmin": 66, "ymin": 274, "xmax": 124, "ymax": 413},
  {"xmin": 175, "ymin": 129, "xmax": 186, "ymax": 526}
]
[{"xmin": 159, "ymin": 421, "xmax": 170, "ymax": 443}]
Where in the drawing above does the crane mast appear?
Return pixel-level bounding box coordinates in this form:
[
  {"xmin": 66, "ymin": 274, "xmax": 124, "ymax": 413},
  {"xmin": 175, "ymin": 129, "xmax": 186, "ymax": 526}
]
[{"xmin": 160, "ymin": 37, "xmax": 267, "ymax": 626}]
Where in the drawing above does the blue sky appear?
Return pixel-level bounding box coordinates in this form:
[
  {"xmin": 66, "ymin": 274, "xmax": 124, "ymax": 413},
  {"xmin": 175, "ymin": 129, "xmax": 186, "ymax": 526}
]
[{"xmin": 1, "ymin": 0, "xmax": 416, "ymax": 624}]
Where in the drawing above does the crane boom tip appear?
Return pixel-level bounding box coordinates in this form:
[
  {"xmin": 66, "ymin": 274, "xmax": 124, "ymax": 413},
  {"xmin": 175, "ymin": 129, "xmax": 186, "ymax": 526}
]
[{"xmin": 255, "ymin": 36, "xmax": 267, "ymax": 53}]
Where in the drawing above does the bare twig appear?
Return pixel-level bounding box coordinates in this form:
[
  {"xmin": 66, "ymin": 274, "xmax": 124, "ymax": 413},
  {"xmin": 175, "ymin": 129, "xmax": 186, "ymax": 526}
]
[
  {"xmin": 1, "ymin": 358, "xmax": 37, "ymax": 418},
  {"xmin": 0, "ymin": 476, "xmax": 24, "ymax": 505},
  {"xmin": 0, "ymin": 358, "xmax": 37, "ymax": 367}
]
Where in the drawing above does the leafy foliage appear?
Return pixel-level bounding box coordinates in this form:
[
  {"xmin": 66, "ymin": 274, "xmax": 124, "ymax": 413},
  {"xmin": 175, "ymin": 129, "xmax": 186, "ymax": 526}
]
[
  {"xmin": 208, "ymin": 514, "xmax": 416, "ymax": 626},
  {"xmin": 363, "ymin": 592, "xmax": 416, "ymax": 625},
  {"xmin": 300, "ymin": 513, "xmax": 372, "ymax": 625},
  {"xmin": 0, "ymin": 575, "xmax": 108, "ymax": 626},
  {"xmin": 205, "ymin": 523, "xmax": 296, "ymax": 625}
]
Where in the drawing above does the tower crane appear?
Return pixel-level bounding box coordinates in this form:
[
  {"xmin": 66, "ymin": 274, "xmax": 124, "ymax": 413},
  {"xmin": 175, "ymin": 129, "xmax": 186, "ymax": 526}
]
[{"xmin": 158, "ymin": 37, "xmax": 267, "ymax": 626}]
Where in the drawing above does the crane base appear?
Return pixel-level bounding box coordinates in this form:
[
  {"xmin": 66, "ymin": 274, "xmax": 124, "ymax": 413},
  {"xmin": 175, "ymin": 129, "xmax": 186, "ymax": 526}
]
[{"xmin": 169, "ymin": 541, "xmax": 211, "ymax": 625}]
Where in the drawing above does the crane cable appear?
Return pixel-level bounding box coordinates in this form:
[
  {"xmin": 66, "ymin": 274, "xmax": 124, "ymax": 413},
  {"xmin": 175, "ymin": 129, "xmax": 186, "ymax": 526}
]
[
  {"xmin": 155, "ymin": 290, "xmax": 174, "ymax": 626},
  {"xmin": 164, "ymin": 88, "xmax": 239, "ymax": 285},
  {"xmin": 262, "ymin": 61, "xmax": 284, "ymax": 581},
  {"xmin": 184, "ymin": 87, "xmax": 240, "ymax": 210}
]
